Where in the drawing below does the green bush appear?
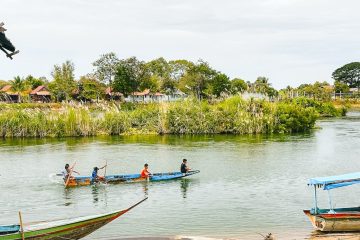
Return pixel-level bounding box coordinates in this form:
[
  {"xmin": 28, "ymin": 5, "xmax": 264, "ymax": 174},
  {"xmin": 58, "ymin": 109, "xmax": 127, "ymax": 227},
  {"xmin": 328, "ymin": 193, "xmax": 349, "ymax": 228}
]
[{"xmin": 0, "ymin": 97, "xmax": 322, "ymax": 137}]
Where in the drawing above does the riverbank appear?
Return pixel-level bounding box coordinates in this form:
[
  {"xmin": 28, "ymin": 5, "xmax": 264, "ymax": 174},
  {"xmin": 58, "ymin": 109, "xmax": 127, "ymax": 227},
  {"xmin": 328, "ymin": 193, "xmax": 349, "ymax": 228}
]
[
  {"xmin": 0, "ymin": 97, "xmax": 344, "ymax": 137},
  {"xmin": 333, "ymin": 99, "xmax": 360, "ymax": 110}
]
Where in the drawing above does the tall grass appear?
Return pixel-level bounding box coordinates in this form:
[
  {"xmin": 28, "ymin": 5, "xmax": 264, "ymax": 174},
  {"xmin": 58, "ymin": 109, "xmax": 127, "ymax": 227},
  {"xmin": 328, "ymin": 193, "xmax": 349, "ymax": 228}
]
[{"xmin": 0, "ymin": 97, "xmax": 322, "ymax": 138}]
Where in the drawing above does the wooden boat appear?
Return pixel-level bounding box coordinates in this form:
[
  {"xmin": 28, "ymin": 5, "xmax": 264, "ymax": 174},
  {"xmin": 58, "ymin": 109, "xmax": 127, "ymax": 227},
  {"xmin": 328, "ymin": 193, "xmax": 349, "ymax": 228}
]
[
  {"xmin": 66, "ymin": 170, "xmax": 200, "ymax": 187},
  {"xmin": 304, "ymin": 172, "xmax": 360, "ymax": 232},
  {"xmin": 0, "ymin": 198, "xmax": 147, "ymax": 239}
]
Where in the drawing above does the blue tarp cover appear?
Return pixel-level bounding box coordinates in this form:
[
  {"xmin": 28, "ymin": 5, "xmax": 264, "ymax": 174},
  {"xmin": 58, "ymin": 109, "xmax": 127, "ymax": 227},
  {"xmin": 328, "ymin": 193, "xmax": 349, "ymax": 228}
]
[{"xmin": 309, "ymin": 172, "xmax": 360, "ymax": 190}]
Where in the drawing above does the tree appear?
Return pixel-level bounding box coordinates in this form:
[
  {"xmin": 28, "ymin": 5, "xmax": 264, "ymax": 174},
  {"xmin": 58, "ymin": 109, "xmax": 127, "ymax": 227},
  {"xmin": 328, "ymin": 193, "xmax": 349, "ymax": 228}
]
[
  {"xmin": 251, "ymin": 76, "xmax": 278, "ymax": 97},
  {"xmin": 0, "ymin": 80, "xmax": 8, "ymax": 88},
  {"xmin": 92, "ymin": 52, "xmax": 120, "ymax": 85},
  {"xmin": 140, "ymin": 75, "xmax": 160, "ymax": 92},
  {"xmin": 297, "ymin": 81, "xmax": 332, "ymax": 101},
  {"xmin": 10, "ymin": 76, "xmax": 26, "ymax": 102},
  {"xmin": 332, "ymin": 62, "xmax": 360, "ymax": 91},
  {"xmin": 76, "ymin": 75, "xmax": 105, "ymax": 101},
  {"xmin": 334, "ymin": 80, "xmax": 350, "ymax": 93},
  {"xmin": 146, "ymin": 57, "xmax": 171, "ymax": 79},
  {"xmin": 145, "ymin": 57, "xmax": 176, "ymax": 92},
  {"xmin": 168, "ymin": 59, "xmax": 194, "ymax": 81},
  {"xmin": 113, "ymin": 63, "xmax": 137, "ymax": 96},
  {"xmin": 180, "ymin": 60, "xmax": 216, "ymax": 99},
  {"xmin": 230, "ymin": 78, "xmax": 248, "ymax": 94},
  {"xmin": 253, "ymin": 76, "xmax": 270, "ymax": 94},
  {"xmin": 49, "ymin": 60, "xmax": 76, "ymax": 101},
  {"xmin": 211, "ymin": 73, "xmax": 231, "ymax": 97},
  {"xmin": 24, "ymin": 75, "xmax": 45, "ymax": 89}
]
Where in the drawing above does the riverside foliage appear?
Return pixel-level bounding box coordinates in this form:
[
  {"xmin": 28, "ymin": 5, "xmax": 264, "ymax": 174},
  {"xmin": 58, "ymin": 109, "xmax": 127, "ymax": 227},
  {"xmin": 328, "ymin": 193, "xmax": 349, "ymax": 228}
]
[{"xmin": 0, "ymin": 96, "xmax": 336, "ymax": 138}]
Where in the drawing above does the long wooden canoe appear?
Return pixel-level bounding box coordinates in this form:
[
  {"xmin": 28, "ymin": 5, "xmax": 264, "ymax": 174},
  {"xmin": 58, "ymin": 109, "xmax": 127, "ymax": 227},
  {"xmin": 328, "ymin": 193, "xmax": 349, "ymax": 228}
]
[
  {"xmin": 0, "ymin": 198, "xmax": 147, "ymax": 239},
  {"xmin": 66, "ymin": 170, "xmax": 200, "ymax": 187}
]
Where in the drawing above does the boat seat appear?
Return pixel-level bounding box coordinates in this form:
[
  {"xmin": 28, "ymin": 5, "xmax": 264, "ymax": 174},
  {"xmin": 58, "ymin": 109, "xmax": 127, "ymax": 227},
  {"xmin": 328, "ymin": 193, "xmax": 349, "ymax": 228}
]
[{"xmin": 0, "ymin": 225, "xmax": 20, "ymax": 235}]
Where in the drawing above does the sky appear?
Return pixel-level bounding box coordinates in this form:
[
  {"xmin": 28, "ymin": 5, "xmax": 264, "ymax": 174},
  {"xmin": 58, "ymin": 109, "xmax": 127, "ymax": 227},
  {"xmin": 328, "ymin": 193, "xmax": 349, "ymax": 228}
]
[{"xmin": 0, "ymin": 0, "xmax": 359, "ymax": 89}]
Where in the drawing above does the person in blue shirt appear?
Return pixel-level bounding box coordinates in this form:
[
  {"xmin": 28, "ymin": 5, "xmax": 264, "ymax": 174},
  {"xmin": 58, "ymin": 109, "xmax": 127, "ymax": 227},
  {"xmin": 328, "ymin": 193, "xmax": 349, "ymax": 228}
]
[
  {"xmin": 180, "ymin": 159, "xmax": 191, "ymax": 174},
  {"xmin": 91, "ymin": 165, "xmax": 107, "ymax": 182}
]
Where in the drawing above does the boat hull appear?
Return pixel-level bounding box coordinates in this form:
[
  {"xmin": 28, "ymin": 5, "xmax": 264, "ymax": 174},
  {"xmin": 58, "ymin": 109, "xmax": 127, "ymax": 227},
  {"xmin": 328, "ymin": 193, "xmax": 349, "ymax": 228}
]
[
  {"xmin": 304, "ymin": 209, "xmax": 360, "ymax": 232},
  {"xmin": 67, "ymin": 170, "xmax": 200, "ymax": 187},
  {"xmin": 1, "ymin": 198, "xmax": 147, "ymax": 240}
]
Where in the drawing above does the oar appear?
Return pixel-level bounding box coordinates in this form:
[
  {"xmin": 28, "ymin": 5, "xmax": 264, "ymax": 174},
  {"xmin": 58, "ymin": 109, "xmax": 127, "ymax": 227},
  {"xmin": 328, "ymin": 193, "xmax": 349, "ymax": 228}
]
[
  {"xmin": 64, "ymin": 162, "xmax": 76, "ymax": 188},
  {"xmin": 102, "ymin": 160, "xmax": 108, "ymax": 184},
  {"xmin": 104, "ymin": 160, "xmax": 108, "ymax": 178},
  {"xmin": 18, "ymin": 211, "xmax": 25, "ymax": 240}
]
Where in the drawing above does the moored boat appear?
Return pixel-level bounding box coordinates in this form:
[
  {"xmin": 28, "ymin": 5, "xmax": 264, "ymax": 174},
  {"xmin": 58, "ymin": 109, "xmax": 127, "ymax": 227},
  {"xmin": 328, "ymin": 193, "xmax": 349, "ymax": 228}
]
[
  {"xmin": 66, "ymin": 170, "xmax": 200, "ymax": 187},
  {"xmin": 0, "ymin": 198, "xmax": 147, "ymax": 239},
  {"xmin": 304, "ymin": 172, "xmax": 360, "ymax": 232}
]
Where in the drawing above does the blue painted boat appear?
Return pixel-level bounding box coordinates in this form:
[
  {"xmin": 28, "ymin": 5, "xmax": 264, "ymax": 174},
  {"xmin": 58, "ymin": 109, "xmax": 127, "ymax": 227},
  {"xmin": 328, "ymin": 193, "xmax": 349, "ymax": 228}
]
[
  {"xmin": 304, "ymin": 172, "xmax": 360, "ymax": 232},
  {"xmin": 66, "ymin": 170, "xmax": 200, "ymax": 187}
]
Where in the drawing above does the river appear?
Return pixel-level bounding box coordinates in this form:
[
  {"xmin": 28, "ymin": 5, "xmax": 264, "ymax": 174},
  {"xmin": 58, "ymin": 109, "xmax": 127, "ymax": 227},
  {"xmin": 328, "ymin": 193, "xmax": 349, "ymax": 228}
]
[{"xmin": 1, "ymin": 112, "xmax": 360, "ymax": 239}]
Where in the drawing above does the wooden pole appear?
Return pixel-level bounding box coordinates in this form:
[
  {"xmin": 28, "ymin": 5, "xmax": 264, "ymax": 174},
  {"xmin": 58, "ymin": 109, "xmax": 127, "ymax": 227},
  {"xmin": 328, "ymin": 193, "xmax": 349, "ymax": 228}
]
[
  {"xmin": 104, "ymin": 160, "xmax": 108, "ymax": 178},
  {"xmin": 18, "ymin": 211, "xmax": 25, "ymax": 240}
]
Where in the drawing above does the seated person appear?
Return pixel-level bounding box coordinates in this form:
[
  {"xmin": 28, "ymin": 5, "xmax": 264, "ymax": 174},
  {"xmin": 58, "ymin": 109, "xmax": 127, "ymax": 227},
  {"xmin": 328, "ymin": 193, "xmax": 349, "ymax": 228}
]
[
  {"xmin": 62, "ymin": 163, "xmax": 80, "ymax": 182},
  {"xmin": 180, "ymin": 159, "xmax": 191, "ymax": 173},
  {"xmin": 141, "ymin": 163, "xmax": 152, "ymax": 178},
  {"xmin": 91, "ymin": 165, "xmax": 107, "ymax": 182}
]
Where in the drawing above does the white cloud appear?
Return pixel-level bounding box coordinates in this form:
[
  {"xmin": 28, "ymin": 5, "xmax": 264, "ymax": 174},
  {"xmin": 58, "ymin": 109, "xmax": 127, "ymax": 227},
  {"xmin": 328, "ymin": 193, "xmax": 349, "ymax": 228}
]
[{"xmin": 0, "ymin": 0, "xmax": 359, "ymax": 88}]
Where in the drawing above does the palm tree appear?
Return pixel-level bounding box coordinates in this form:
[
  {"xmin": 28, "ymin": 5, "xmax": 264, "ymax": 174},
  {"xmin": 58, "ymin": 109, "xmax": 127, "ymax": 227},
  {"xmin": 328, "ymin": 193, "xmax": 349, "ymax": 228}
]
[{"xmin": 10, "ymin": 76, "xmax": 26, "ymax": 102}]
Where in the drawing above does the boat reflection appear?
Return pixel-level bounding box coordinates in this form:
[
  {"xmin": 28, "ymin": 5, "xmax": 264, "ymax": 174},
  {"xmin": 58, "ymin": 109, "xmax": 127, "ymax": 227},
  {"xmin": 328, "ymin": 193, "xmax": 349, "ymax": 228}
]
[
  {"xmin": 91, "ymin": 184, "xmax": 108, "ymax": 206},
  {"xmin": 180, "ymin": 178, "xmax": 190, "ymax": 198},
  {"xmin": 308, "ymin": 231, "xmax": 360, "ymax": 240},
  {"xmin": 142, "ymin": 182, "xmax": 149, "ymax": 197}
]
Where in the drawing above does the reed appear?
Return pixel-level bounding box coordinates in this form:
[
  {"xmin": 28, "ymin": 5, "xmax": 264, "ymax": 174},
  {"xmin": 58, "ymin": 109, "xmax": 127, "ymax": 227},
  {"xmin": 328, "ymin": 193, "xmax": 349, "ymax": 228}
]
[{"xmin": 0, "ymin": 97, "xmax": 323, "ymax": 138}]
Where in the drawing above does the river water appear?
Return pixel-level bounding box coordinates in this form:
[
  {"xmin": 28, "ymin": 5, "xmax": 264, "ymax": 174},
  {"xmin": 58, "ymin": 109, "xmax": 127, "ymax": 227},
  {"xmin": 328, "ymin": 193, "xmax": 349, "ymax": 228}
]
[{"xmin": 1, "ymin": 113, "xmax": 360, "ymax": 239}]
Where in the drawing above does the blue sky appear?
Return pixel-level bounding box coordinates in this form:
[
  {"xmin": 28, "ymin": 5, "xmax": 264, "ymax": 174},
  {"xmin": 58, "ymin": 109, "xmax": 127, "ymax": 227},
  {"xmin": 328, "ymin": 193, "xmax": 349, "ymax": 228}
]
[{"xmin": 1, "ymin": 0, "xmax": 359, "ymax": 89}]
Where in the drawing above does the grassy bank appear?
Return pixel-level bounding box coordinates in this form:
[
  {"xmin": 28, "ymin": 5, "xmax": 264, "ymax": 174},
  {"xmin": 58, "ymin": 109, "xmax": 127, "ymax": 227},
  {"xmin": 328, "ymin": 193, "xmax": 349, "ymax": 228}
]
[{"xmin": 0, "ymin": 97, "xmax": 344, "ymax": 138}]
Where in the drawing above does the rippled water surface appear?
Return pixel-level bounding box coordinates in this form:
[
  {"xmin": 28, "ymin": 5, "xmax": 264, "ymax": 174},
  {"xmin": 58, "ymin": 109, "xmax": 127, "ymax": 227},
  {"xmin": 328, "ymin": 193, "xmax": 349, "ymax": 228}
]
[{"xmin": 1, "ymin": 113, "xmax": 360, "ymax": 239}]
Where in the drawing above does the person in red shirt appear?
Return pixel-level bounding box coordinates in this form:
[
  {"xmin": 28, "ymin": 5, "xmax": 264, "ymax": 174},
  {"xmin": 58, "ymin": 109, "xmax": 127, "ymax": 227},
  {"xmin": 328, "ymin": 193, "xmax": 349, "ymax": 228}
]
[{"xmin": 141, "ymin": 163, "xmax": 151, "ymax": 179}]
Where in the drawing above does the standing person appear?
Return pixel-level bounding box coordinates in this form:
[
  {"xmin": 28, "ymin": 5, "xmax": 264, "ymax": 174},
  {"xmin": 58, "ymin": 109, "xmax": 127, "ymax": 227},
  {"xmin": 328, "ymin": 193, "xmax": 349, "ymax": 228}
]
[
  {"xmin": 91, "ymin": 165, "xmax": 107, "ymax": 182},
  {"xmin": 141, "ymin": 163, "xmax": 152, "ymax": 179},
  {"xmin": 62, "ymin": 163, "xmax": 80, "ymax": 182},
  {"xmin": 180, "ymin": 159, "xmax": 191, "ymax": 173}
]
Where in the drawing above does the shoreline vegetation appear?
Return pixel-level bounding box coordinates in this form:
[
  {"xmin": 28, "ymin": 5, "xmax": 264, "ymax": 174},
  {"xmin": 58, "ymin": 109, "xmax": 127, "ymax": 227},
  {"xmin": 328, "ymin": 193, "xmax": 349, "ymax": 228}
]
[{"xmin": 0, "ymin": 96, "xmax": 346, "ymax": 138}]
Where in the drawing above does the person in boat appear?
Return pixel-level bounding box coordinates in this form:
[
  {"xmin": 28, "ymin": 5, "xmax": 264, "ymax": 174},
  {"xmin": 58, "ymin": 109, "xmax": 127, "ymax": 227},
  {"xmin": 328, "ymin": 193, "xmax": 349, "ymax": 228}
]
[
  {"xmin": 180, "ymin": 159, "xmax": 191, "ymax": 174},
  {"xmin": 62, "ymin": 163, "xmax": 80, "ymax": 181},
  {"xmin": 141, "ymin": 163, "xmax": 152, "ymax": 178},
  {"xmin": 91, "ymin": 165, "xmax": 107, "ymax": 182}
]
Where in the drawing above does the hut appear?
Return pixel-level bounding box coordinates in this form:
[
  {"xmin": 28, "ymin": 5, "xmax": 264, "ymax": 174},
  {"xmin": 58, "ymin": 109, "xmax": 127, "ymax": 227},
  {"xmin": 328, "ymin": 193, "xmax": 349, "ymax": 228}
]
[
  {"xmin": 166, "ymin": 89, "xmax": 187, "ymax": 101},
  {"xmin": 0, "ymin": 85, "xmax": 20, "ymax": 102},
  {"xmin": 30, "ymin": 85, "xmax": 51, "ymax": 102},
  {"xmin": 127, "ymin": 89, "xmax": 166, "ymax": 102},
  {"xmin": 105, "ymin": 87, "xmax": 124, "ymax": 101}
]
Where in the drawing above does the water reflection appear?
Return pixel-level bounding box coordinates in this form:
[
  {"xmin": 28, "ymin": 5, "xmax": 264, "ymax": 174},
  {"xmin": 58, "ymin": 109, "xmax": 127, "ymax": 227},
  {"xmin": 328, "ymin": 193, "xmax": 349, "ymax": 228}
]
[
  {"xmin": 63, "ymin": 188, "xmax": 74, "ymax": 206},
  {"xmin": 92, "ymin": 185, "xmax": 99, "ymax": 203},
  {"xmin": 90, "ymin": 184, "xmax": 108, "ymax": 206},
  {"xmin": 142, "ymin": 182, "xmax": 149, "ymax": 197},
  {"xmin": 307, "ymin": 231, "xmax": 360, "ymax": 240},
  {"xmin": 180, "ymin": 179, "xmax": 190, "ymax": 198}
]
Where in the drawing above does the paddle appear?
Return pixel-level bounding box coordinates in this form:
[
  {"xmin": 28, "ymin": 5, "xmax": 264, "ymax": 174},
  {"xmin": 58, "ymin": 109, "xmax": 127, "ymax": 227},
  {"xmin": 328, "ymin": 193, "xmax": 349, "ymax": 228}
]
[
  {"xmin": 64, "ymin": 162, "xmax": 76, "ymax": 188},
  {"xmin": 18, "ymin": 211, "xmax": 25, "ymax": 240},
  {"xmin": 103, "ymin": 160, "xmax": 107, "ymax": 178},
  {"xmin": 102, "ymin": 160, "xmax": 108, "ymax": 184}
]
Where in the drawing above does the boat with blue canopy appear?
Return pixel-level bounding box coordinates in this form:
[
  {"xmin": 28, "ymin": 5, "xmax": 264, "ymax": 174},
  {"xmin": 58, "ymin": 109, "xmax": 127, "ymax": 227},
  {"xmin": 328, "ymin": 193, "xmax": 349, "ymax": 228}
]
[{"xmin": 304, "ymin": 172, "xmax": 360, "ymax": 232}]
